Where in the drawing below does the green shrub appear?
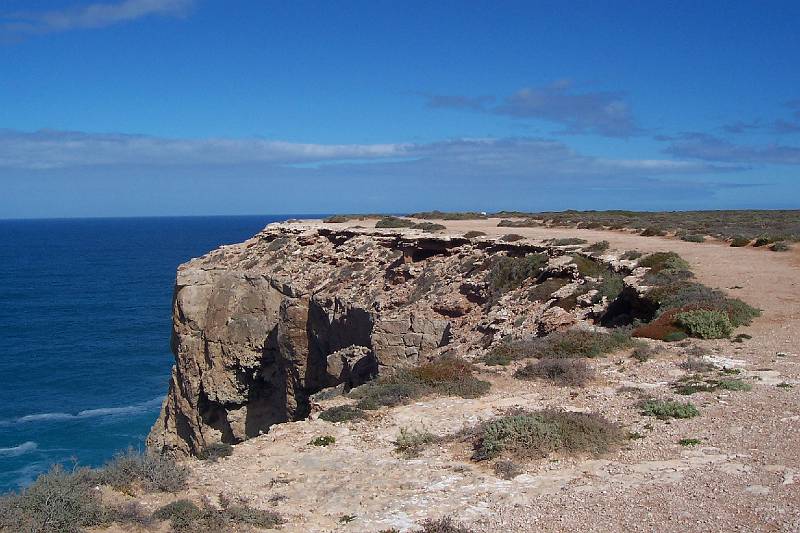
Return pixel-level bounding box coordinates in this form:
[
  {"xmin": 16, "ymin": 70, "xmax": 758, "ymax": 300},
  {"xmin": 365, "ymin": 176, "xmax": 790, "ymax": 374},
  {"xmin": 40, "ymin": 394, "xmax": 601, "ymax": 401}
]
[
  {"xmin": 717, "ymin": 378, "xmax": 752, "ymax": 391},
  {"xmin": 410, "ymin": 210, "xmax": 487, "ymax": 220},
  {"xmin": 393, "ymin": 428, "xmax": 435, "ymax": 458},
  {"xmin": 641, "ymin": 227, "xmax": 667, "ymax": 237},
  {"xmin": 675, "ymin": 310, "xmax": 733, "ymax": 339},
  {"xmin": 730, "ymin": 236, "xmax": 750, "ymax": 247},
  {"xmin": 770, "ymin": 241, "xmax": 791, "ymax": 252},
  {"xmin": 417, "ymin": 517, "xmax": 474, "ymax": 533},
  {"xmin": 596, "ymin": 272, "xmax": 625, "ymax": 300},
  {"xmin": 493, "ymin": 329, "xmax": 635, "ymax": 361},
  {"xmin": 375, "ymin": 216, "xmax": 416, "ymax": 228},
  {"xmin": 680, "ymin": 234, "xmax": 705, "ymax": 243},
  {"xmin": 621, "ymin": 250, "xmax": 643, "ymax": 260},
  {"xmin": 570, "ymin": 254, "xmax": 607, "ymax": 277},
  {"xmin": 352, "ymin": 357, "xmax": 490, "ymax": 409},
  {"xmin": 678, "ymin": 438, "xmax": 701, "ymax": 446},
  {"xmin": 753, "ymin": 236, "xmax": 773, "ymax": 247},
  {"xmin": 0, "ymin": 465, "xmax": 105, "ymax": 533},
  {"xmin": 513, "ymin": 358, "xmax": 594, "ymax": 386},
  {"xmin": 631, "ymin": 345, "xmax": 658, "ymax": 363},
  {"xmin": 97, "ymin": 448, "xmax": 187, "ymax": 493},
  {"xmin": 527, "ymin": 277, "xmax": 570, "ymax": 302},
  {"xmin": 471, "ymin": 410, "xmax": 625, "ymax": 461},
  {"xmin": 493, "ymin": 459, "xmax": 523, "ymax": 480},
  {"xmin": 638, "ymin": 252, "xmax": 690, "ymax": 273},
  {"xmin": 153, "ymin": 500, "xmax": 203, "ymax": 531},
  {"xmin": 499, "ymin": 233, "xmax": 524, "ymax": 242},
  {"xmin": 153, "ymin": 498, "xmax": 283, "ymax": 531},
  {"xmin": 585, "ymin": 240, "xmax": 610, "ymax": 253},
  {"xmin": 488, "ymin": 254, "xmax": 547, "ymax": 295},
  {"xmin": 309, "ymin": 435, "xmax": 336, "ymax": 447},
  {"xmin": 319, "ymin": 405, "xmax": 367, "ymax": 422},
  {"xmin": 197, "ymin": 442, "xmax": 234, "ymax": 462},
  {"xmin": 652, "ymin": 282, "xmax": 760, "ymax": 327},
  {"xmin": 412, "ymin": 222, "xmax": 446, "ymax": 232},
  {"xmin": 664, "ymin": 331, "xmax": 689, "ymax": 342},
  {"xmin": 640, "ymin": 400, "xmax": 699, "ymax": 419},
  {"xmin": 463, "ymin": 231, "xmax": 486, "ymax": 238},
  {"xmin": 222, "ymin": 504, "xmax": 283, "ymax": 528},
  {"xmin": 551, "ymin": 237, "xmax": 587, "ymax": 246},
  {"xmin": 104, "ymin": 502, "xmax": 154, "ymax": 528}
]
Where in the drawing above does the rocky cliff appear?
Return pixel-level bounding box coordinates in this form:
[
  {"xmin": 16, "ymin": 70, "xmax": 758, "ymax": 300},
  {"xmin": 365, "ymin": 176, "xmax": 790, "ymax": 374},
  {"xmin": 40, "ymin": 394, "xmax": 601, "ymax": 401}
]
[{"xmin": 147, "ymin": 222, "xmax": 637, "ymax": 455}]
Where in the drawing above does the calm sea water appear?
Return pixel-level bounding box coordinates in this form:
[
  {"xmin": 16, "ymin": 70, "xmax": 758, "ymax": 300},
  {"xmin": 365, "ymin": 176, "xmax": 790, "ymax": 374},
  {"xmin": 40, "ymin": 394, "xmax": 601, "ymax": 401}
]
[{"xmin": 0, "ymin": 215, "xmax": 307, "ymax": 492}]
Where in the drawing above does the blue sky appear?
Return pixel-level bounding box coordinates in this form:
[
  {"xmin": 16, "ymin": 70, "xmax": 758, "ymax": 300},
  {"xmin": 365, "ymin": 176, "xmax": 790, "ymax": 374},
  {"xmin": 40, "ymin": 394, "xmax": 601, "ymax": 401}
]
[{"xmin": 1, "ymin": 0, "xmax": 799, "ymax": 218}]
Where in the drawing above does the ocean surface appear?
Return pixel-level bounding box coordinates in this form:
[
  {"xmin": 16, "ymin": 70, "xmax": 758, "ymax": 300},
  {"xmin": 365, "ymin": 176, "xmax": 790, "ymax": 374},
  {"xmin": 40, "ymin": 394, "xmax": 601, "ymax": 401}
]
[{"xmin": 0, "ymin": 215, "xmax": 306, "ymax": 492}]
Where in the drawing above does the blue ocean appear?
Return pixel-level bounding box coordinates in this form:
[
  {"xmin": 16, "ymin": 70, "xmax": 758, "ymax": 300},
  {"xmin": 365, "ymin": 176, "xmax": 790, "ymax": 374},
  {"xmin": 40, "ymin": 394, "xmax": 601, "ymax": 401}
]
[{"xmin": 0, "ymin": 215, "xmax": 305, "ymax": 492}]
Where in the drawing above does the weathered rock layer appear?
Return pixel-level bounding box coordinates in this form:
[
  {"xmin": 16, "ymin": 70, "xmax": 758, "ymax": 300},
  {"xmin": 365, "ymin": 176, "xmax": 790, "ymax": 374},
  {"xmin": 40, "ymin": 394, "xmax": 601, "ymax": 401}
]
[{"xmin": 147, "ymin": 222, "xmax": 636, "ymax": 455}]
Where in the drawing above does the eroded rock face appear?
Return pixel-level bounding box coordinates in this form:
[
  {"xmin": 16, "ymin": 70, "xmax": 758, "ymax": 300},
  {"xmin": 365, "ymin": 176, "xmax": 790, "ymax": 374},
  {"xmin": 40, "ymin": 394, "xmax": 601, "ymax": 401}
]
[{"xmin": 147, "ymin": 223, "xmax": 634, "ymax": 455}]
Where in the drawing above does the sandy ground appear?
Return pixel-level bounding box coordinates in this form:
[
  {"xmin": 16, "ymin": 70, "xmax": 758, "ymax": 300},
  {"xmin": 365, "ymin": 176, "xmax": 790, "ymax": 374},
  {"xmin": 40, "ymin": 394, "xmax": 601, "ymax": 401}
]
[{"xmin": 107, "ymin": 218, "xmax": 800, "ymax": 532}]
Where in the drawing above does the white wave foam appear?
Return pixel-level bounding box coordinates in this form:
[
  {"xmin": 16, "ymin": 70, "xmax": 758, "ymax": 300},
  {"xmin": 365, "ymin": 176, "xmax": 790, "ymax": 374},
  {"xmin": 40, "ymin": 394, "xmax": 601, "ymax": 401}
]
[
  {"xmin": 2, "ymin": 397, "xmax": 164, "ymax": 426},
  {"xmin": 0, "ymin": 441, "xmax": 38, "ymax": 457}
]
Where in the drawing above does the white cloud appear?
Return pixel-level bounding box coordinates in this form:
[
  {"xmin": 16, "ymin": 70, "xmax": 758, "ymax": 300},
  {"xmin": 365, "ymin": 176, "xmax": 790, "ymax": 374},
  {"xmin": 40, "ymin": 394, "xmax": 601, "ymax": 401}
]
[
  {"xmin": 0, "ymin": 129, "xmax": 730, "ymax": 184},
  {"xmin": 2, "ymin": 0, "xmax": 193, "ymax": 36}
]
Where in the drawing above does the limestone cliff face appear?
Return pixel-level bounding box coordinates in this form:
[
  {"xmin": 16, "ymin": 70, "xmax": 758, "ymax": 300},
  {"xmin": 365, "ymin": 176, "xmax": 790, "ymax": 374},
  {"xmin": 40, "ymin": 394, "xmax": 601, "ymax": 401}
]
[{"xmin": 147, "ymin": 222, "xmax": 635, "ymax": 455}]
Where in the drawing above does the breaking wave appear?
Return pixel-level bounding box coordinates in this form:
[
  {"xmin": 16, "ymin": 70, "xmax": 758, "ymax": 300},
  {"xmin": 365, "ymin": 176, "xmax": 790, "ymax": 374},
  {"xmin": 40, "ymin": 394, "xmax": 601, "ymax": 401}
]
[
  {"xmin": 0, "ymin": 442, "xmax": 38, "ymax": 457},
  {"xmin": 0, "ymin": 397, "xmax": 164, "ymax": 426}
]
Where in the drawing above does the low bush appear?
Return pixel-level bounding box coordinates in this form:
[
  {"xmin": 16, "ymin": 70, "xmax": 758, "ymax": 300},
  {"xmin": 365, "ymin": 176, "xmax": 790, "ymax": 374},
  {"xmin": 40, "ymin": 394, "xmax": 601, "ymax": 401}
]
[
  {"xmin": 493, "ymin": 459, "xmax": 523, "ymax": 480},
  {"xmin": 153, "ymin": 499, "xmax": 203, "ymax": 531},
  {"xmin": 105, "ymin": 501, "xmax": 154, "ymax": 528},
  {"xmin": 621, "ymin": 250, "xmax": 643, "ymax": 260},
  {"xmin": 351, "ymin": 357, "xmax": 490, "ymax": 410},
  {"xmin": 641, "ymin": 227, "xmax": 667, "ymax": 236},
  {"xmin": 551, "ymin": 237, "xmax": 587, "ymax": 246},
  {"xmin": 197, "ymin": 442, "xmax": 234, "ymax": 462},
  {"xmin": 153, "ymin": 498, "xmax": 283, "ymax": 531},
  {"xmin": 680, "ymin": 234, "xmax": 705, "ymax": 243},
  {"xmin": 0, "ymin": 465, "xmax": 105, "ymax": 533},
  {"xmin": 771, "ymin": 241, "xmax": 791, "ymax": 252},
  {"xmin": 463, "ymin": 230, "xmax": 486, "ymax": 238},
  {"xmin": 631, "ymin": 345, "xmax": 658, "ymax": 363},
  {"xmin": 638, "ymin": 252, "xmax": 690, "ymax": 273},
  {"xmin": 410, "ymin": 211, "xmax": 487, "ymax": 220},
  {"xmin": 412, "ymin": 222, "xmax": 446, "ymax": 232},
  {"xmin": 651, "ymin": 282, "xmax": 760, "ymax": 327},
  {"xmin": 393, "ymin": 427, "xmax": 435, "ymax": 458},
  {"xmin": 513, "ymin": 358, "xmax": 594, "ymax": 386},
  {"xmin": 490, "ymin": 329, "xmax": 635, "ymax": 361},
  {"xmin": 640, "ymin": 400, "xmax": 699, "ymax": 419},
  {"xmin": 417, "ymin": 517, "xmax": 474, "ymax": 533},
  {"xmin": 470, "ymin": 410, "xmax": 625, "ymax": 461},
  {"xmin": 675, "ymin": 309, "xmax": 733, "ymax": 339},
  {"xmin": 678, "ymin": 438, "xmax": 702, "ymax": 446},
  {"xmin": 585, "ymin": 240, "xmax": 610, "ymax": 253},
  {"xmin": 596, "ymin": 272, "xmax": 625, "ymax": 300},
  {"xmin": 488, "ymin": 253, "xmax": 548, "ymax": 296},
  {"xmin": 730, "ymin": 236, "xmax": 750, "ymax": 247},
  {"xmin": 319, "ymin": 405, "xmax": 367, "ymax": 422},
  {"xmin": 375, "ymin": 216, "xmax": 416, "ymax": 228},
  {"xmin": 570, "ymin": 254, "xmax": 607, "ymax": 278},
  {"xmin": 499, "ymin": 233, "xmax": 524, "ymax": 242},
  {"xmin": 97, "ymin": 448, "xmax": 187, "ymax": 493},
  {"xmin": 309, "ymin": 435, "xmax": 336, "ymax": 447},
  {"xmin": 526, "ymin": 277, "xmax": 570, "ymax": 302},
  {"xmin": 753, "ymin": 236, "xmax": 773, "ymax": 247}
]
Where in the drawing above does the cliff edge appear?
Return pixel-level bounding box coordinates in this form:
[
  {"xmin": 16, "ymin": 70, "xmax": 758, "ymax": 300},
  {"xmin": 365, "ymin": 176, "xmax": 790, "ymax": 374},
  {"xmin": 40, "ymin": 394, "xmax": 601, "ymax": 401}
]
[{"xmin": 147, "ymin": 221, "xmax": 634, "ymax": 455}]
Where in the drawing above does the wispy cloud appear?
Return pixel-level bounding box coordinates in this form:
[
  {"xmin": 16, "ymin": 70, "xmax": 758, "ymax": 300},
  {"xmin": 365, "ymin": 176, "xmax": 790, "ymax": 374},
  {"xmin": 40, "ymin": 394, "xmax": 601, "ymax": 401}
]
[
  {"xmin": 0, "ymin": 129, "xmax": 723, "ymax": 178},
  {"xmin": 664, "ymin": 132, "xmax": 800, "ymax": 165},
  {"xmin": 2, "ymin": 0, "xmax": 192, "ymax": 37},
  {"xmin": 721, "ymin": 99, "xmax": 800, "ymax": 135},
  {"xmin": 424, "ymin": 81, "xmax": 640, "ymax": 137}
]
